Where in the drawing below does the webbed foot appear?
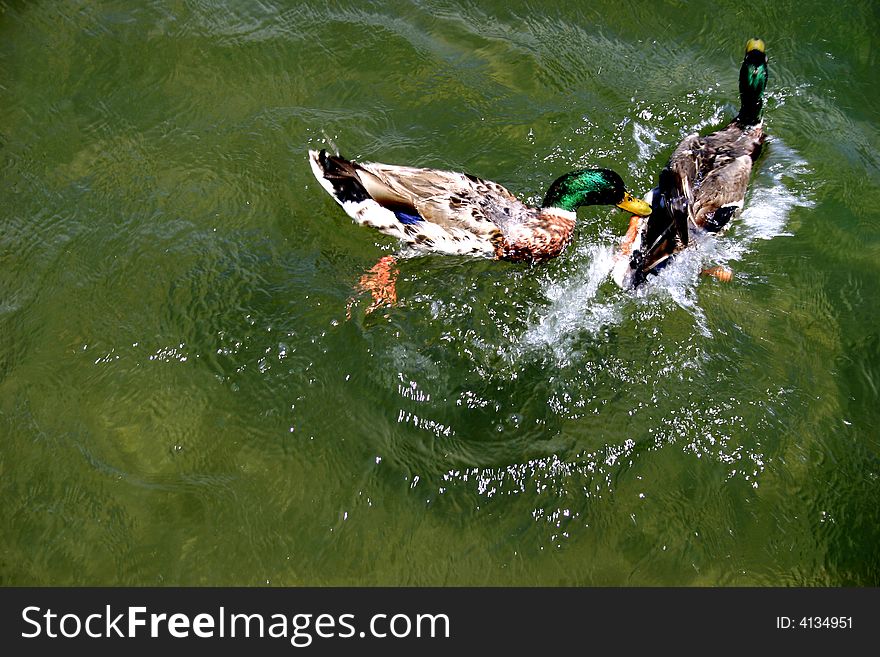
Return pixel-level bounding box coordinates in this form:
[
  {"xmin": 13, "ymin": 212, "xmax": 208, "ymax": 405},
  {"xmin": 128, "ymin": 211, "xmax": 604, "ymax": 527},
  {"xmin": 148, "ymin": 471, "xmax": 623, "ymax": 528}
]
[
  {"xmin": 700, "ymin": 265, "xmax": 733, "ymax": 282},
  {"xmin": 346, "ymin": 255, "xmax": 399, "ymax": 318}
]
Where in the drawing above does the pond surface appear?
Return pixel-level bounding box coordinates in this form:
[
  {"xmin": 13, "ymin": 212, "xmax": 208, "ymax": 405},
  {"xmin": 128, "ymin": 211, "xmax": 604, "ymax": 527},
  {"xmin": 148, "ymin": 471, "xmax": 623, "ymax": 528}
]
[{"xmin": 1, "ymin": 0, "xmax": 878, "ymax": 585}]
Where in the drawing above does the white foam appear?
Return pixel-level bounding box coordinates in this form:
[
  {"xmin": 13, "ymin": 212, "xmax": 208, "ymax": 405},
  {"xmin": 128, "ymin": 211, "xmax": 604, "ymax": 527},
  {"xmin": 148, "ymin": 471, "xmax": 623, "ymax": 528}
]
[
  {"xmin": 631, "ymin": 121, "xmax": 663, "ymax": 171},
  {"xmin": 518, "ymin": 242, "xmax": 622, "ymax": 364},
  {"xmin": 740, "ymin": 143, "xmax": 814, "ymax": 242}
]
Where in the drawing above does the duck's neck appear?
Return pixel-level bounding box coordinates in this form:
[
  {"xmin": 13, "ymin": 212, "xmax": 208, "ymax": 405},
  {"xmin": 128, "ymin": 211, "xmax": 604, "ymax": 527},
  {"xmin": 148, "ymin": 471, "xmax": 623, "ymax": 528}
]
[
  {"xmin": 737, "ymin": 47, "xmax": 768, "ymax": 126},
  {"xmin": 543, "ymin": 200, "xmax": 579, "ymax": 213},
  {"xmin": 737, "ymin": 85, "xmax": 765, "ymax": 126},
  {"xmin": 539, "ymin": 206, "xmax": 577, "ymax": 220}
]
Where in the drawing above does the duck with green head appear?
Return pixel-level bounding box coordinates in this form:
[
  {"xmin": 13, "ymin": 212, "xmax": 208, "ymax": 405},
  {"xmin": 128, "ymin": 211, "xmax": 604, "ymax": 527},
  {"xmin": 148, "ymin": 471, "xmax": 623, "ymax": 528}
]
[
  {"xmin": 310, "ymin": 149, "xmax": 651, "ymax": 311},
  {"xmin": 309, "ymin": 149, "xmax": 651, "ymax": 263},
  {"xmin": 613, "ymin": 39, "xmax": 769, "ymax": 288}
]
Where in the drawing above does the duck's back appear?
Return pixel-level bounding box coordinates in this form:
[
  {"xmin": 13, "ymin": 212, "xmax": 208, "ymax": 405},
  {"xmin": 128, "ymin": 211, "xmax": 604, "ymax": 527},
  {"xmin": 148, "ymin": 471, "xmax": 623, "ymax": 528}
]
[{"xmin": 669, "ymin": 121, "xmax": 764, "ymax": 230}]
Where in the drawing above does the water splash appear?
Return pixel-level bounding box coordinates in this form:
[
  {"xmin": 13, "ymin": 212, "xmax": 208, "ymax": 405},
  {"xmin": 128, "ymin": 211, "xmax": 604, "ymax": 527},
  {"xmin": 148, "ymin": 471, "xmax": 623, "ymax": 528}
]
[
  {"xmin": 740, "ymin": 141, "xmax": 815, "ymax": 241},
  {"xmin": 518, "ymin": 137, "xmax": 814, "ymax": 359},
  {"xmin": 631, "ymin": 120, "xmax": 663, "ymax": 171},
  {"xmin": 518, "ymin": 242, "xmax": 621, "ymax": 364}
]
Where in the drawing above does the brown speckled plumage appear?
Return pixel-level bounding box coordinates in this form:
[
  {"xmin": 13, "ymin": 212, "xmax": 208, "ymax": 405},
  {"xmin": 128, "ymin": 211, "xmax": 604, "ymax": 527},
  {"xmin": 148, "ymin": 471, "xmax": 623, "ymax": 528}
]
[
  {"xmin": 494, "ymin": 210, "xmax": 577, "ymax": 262},
  {"xmin": 618, "ymin": 40, "xmax": 769, "ymax": 288},
  {"xmin": 637, "ymin": 121, "xmax": 765, "ymax": 271},
  {"xmin": 309, "ymin": 149, "xmax": 647, "ymax": 263}
]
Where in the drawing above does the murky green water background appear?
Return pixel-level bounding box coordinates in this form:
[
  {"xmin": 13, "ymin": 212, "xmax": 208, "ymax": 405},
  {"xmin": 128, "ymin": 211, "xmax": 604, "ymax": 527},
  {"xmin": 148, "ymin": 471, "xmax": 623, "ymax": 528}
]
[{"xmin": 2, "ymin": 0, "xmax": 878, "ymax": 585}]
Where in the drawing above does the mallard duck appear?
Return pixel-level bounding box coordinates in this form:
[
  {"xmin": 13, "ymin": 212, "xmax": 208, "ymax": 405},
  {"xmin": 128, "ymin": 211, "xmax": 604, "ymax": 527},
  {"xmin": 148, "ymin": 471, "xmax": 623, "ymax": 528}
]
[
  {"xmin": 309, "ymin": 149, "xmax": 651, "ymax": 264},
  {"xmin": 612, "ymin": 39, "xmax": 769, "ymax": 288}
]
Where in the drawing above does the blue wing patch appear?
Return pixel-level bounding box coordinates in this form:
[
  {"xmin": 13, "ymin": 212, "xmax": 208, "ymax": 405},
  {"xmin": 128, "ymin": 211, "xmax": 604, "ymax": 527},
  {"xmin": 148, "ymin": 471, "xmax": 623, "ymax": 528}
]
[{"xmin": 394, "ymin": 211, "xmax": 423, "ymax": 225}]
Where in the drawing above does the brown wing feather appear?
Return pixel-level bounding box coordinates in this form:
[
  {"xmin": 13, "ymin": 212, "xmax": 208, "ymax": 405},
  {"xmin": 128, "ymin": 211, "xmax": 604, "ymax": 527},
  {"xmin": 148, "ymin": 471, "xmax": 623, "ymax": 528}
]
[
  {"xmin": 690, "ymin": 154, "xmax": 754, "ymax": 225},
  {"xmin": 667, "ymin": 133, "xmax": 702, "ymax": 190},
  {"xmin": 357, "ymin": 161, "xmax": 535, "ymax": 236},
  {"xmin": 665, "ymin": 123, "xmax": 764, "ymax": 227},
  {"xmin": 353, "ymin": 167, "xmax": 417, "ymax": 213}
]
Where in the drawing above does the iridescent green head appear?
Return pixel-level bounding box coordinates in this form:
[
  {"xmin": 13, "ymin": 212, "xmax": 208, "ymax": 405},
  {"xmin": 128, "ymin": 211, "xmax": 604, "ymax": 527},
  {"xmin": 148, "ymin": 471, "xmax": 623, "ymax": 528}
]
[
  {"xmin": 738, "ymin": 38, "xmax": 769, "ymax": 125},
  {"xmin": 541, "ymin": 168, "xmax": 651, "ymax": 215}
]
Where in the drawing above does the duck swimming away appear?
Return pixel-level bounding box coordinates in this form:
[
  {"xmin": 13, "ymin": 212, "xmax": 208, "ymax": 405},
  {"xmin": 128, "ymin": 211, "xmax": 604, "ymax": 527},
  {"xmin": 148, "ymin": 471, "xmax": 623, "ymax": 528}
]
[
  {"xmin": 613, "ymin": 39, "xmax": 769, "ymax": 289},
  {"xmin": 309, "ymin": 149, "xmax": 651, "ymax": 311}
]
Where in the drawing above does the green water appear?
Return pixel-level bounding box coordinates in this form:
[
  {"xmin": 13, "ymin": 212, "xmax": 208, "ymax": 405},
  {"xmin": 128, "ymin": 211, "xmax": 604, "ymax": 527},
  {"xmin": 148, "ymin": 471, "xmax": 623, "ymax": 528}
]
[{"xmin": 2, "ymin": 0, "xmax": 878, "ymax": 586}]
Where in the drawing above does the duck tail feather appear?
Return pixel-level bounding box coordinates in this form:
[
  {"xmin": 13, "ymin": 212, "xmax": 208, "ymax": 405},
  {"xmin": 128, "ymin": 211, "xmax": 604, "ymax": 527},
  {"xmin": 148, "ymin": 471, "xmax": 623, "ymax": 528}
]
[{"xmin": 308, "ymin": 149, "xmax": 372, "ymax": 205}]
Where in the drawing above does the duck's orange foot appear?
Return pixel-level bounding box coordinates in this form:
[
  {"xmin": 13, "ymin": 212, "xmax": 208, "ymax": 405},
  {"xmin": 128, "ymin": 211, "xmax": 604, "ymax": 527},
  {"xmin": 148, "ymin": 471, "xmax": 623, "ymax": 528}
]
[
  {"xmin": 346, "ymin": 255, "xmax": 399, "ymax": 317},
  {"xmin": 700, "ymin": 265, "xmax": 734, "ymax": 282}
]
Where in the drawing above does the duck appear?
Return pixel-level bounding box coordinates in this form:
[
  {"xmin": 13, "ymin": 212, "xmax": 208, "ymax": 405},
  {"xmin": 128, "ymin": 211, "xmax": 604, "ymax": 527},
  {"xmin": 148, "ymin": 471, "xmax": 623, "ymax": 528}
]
[
  {"xmin": 612, "ymin": 39, "xmax": 769, "ymax": 289},
  {"xmin": 308, "ymin": 149, "xmax": 651, "ymax": 264}
]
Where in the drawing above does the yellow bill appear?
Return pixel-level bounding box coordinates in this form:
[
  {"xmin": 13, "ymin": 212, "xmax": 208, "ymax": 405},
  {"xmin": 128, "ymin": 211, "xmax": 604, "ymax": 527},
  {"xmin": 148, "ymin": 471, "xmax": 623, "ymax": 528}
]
[
  {"xmin": 617, "ymin": 192, "xmax": 652, "ymax": 216},
  {"xmin": 746, "ymin": 38, "xmax": 765, "ymax": 53}
]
